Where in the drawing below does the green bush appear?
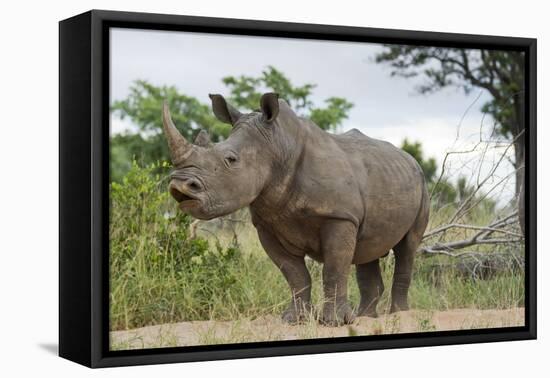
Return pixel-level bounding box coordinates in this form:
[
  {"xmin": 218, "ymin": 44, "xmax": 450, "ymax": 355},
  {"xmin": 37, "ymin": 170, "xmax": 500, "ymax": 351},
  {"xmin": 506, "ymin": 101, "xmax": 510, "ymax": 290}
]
[{"xmin": 110, "ymin": 161, "xmax": 245, "ymax": 330}]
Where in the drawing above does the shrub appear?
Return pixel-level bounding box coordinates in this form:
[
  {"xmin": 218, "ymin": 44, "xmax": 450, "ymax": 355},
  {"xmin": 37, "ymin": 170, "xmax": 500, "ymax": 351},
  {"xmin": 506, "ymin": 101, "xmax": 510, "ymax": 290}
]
[{"xmin": 109, "ymin": 161, "xmax": 243, "ymax": 330}]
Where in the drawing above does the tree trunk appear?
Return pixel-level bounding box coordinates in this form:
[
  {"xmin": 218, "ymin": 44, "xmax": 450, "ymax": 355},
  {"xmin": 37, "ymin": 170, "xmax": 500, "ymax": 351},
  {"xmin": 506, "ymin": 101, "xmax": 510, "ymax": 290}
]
[
  {"xmin": 512, "ymin": 92, "xmax": 525, "ymax": 233},
  {"xmin": 518, "ymin": 160, "xmax": 525, "ymax": 235},
  {"xmin": 514, "ymin": 138, "xmax": 525, "ymax": 198},
  {"xmin": 512, "ymin": 93, "xmax": 525, "ymax": 199}
]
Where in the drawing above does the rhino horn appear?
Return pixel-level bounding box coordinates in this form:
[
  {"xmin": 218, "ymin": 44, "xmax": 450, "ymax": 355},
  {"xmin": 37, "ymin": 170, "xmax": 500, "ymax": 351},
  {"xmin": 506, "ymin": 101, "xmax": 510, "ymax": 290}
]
[{"xmin": 162, "ymin": 102, "xmax": 193, "ymax": 164}]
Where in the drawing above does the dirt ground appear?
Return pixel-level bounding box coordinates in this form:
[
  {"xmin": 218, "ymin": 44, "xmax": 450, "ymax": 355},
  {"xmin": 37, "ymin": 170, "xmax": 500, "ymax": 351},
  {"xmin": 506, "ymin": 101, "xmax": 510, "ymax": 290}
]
[{"xmin": 110, "ymin": 308, "xmax": 524, "ymax": 350}]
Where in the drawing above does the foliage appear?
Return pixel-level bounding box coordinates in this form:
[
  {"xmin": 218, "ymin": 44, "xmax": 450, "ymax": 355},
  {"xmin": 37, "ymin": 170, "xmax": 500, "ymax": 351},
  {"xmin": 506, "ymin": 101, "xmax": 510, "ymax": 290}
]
[
  {"xmin": 399, "ymin": 138, "xmax": 456, "ymax": 206},
  {"xmin": 110, "ymin": 133, "xmax": 167, "ymax": 183},
  {"xmin": 112, "ymin": 80, "xmax": 231, "ymax": 141},
  {"xmin": 223, "ymin": 66, "xmax": 353, "ymax": 130},
  {"xmin": 110, "ymin": 161, "xmax": 246, "ymax": 330},
  {"xmin": 309, "ymin": 97, "xmax": 354, "ymax": 131},
  {"xmin": 222, "ymin": 66, "xmax": 316, "ymax": 112},
  {"xmin": 401, "ymin": 138, "xmax": 437, "ymax": 183},
  {"xmin": 430, "ymin": 178, "xmax": 458, "ymax": 208}
]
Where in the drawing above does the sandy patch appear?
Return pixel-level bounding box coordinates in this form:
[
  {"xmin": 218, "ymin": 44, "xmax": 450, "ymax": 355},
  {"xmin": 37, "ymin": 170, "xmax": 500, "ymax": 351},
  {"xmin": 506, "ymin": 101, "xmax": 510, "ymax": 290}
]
[{"xmin": 110, "ymin": 307, "xmax": 524, "ymax": 350}]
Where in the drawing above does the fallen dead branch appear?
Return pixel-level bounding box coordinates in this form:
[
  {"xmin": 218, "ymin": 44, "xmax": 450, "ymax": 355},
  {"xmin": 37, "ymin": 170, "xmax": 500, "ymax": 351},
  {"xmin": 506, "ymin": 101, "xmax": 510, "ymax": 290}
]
[{"xmin": 420, "ymin": 212, "xmax": 522, "ymax": 256}]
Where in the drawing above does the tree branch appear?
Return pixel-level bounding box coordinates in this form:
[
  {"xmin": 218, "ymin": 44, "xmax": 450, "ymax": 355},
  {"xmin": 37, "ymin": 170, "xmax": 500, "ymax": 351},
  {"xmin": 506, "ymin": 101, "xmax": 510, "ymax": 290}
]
[{"xmin": 423, "ymin": 223, "xmax": 523, "ymax": 239}]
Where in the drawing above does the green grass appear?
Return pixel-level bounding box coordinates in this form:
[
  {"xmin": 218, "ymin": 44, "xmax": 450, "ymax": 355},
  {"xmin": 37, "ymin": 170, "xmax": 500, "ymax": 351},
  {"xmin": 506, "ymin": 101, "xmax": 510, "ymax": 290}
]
[{"xmin": 109, "ymin": 162, "xmax": 524, "ymax": 332}]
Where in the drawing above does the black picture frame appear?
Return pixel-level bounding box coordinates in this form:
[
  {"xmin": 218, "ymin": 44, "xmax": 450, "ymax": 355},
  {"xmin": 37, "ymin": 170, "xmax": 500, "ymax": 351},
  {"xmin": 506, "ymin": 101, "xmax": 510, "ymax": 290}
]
[{"xmin": 59, "ymin": 9, "xmax": 537, "ymax": 368}]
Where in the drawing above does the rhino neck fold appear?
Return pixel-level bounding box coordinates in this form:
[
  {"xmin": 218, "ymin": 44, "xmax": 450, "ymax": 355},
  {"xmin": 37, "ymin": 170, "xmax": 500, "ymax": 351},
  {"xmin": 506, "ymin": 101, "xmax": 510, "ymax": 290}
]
[{"xmin": 250, "ymin": 129, "xmax": 308, "ymax": 219}]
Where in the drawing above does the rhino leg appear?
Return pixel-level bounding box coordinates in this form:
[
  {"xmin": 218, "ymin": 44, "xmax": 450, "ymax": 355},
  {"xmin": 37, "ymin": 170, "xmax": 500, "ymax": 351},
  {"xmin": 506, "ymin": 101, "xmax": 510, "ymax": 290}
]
[
  {"xmin": 320, "ymin": 220, "xmax": 357, "ymax": 326},
  {"xmin": 390, "ymin": 188, "xmax": 429, "ymax": 313},
  {"xmin": 356, "ymin": 259, "xmax": 384, "ymax": 318},
  {"xmin": 390, "ymin": 238, "xmax": 415, "ymax": 312},
  {"xmin": 256, "ymin": 226, "xmax": 312, "ymax": 324}
]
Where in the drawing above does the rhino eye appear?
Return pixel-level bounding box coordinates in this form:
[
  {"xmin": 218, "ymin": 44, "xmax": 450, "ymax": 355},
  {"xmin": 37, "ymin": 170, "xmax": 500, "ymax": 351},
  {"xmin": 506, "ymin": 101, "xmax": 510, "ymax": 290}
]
[
  {"xmin": 189, "ymin": 181, "xmax": 201, "ymax": 190},
  {"xmin": 224, "ymin": 155, "xmax": 238, "ymax": 168}
]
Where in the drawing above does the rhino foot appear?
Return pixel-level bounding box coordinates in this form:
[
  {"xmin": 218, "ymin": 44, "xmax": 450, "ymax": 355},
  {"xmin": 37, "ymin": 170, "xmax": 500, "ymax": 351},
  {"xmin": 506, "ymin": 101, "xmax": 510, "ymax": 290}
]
[
  {"xmin": 357, "ymin": 307, "xmax": 379, "ymax": 318},
  {"xmin": 390, "ymin": 300, "xmax": 409, "ymax": 314},
  {"xmin": 281, "ymin": 302, "xmax": 312, "ymax": 324},
  {"xmin": 321, "ymin": 301, "xmax": 355, "ymax": 326}
]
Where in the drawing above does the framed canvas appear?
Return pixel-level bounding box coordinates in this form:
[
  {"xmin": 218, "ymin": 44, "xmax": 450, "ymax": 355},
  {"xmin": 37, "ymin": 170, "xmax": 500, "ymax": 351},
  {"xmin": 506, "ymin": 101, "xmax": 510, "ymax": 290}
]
[{"xmin": 59, "ymin": 10, "xmax": 537, "ymax": 368}]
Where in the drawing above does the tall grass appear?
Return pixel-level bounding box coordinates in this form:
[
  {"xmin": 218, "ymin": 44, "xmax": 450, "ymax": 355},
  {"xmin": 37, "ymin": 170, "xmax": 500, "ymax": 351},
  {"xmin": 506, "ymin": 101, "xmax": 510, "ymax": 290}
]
[{"xmin": 110, "ymin": 162, "xmax": 524, "ymax": 331}]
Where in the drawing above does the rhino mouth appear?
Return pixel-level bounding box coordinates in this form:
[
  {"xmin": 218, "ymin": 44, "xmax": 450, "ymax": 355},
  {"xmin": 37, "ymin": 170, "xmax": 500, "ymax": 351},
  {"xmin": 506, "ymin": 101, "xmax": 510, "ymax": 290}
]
[{"xmin": 169, "ymin": 186, "xmax": 200, "ymax": 206}]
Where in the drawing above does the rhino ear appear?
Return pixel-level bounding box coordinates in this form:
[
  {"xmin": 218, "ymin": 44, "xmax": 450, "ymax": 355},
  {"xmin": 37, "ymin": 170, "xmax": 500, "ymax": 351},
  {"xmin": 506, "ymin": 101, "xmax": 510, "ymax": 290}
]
[
  {"xmin": 260, "ymin": 92, "xmax": 279, "ymax": 123},
  {"xmin": 193, "ymin": 129, "xmax": 213, "ymax": 148},
  {"xmin": 209, "ymin": 94, "xmax": 242, "ymax": 126}
]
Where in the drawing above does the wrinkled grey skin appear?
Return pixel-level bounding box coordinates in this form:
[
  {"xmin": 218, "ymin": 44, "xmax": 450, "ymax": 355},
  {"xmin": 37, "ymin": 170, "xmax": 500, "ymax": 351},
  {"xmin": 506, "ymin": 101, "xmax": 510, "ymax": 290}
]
[{"xmin": 162, "ymin": 93, "xmax": 430, "ymax": 326}]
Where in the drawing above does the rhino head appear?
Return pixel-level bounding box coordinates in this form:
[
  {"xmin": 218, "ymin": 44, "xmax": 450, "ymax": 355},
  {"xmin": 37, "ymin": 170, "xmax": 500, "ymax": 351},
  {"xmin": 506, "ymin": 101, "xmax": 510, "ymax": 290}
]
[{"xmin": 162, "ymin": 92, "xmax": 284, "ymax": 220}]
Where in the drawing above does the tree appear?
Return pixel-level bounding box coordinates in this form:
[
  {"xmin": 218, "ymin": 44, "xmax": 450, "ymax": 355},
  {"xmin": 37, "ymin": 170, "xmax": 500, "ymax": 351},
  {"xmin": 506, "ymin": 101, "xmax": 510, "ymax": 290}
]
[
  {"xmin": 112, "ymin": 80, "xmax": 231, "ymax": 142},
  {"xmin": 400, "ymin": 139, "xmax": 456, "ymax": 207},
  {"xmin": 376, "ymin": 47, "xmax": 525, "ymax": 196},
  {"xmin": 223, "ymin": 66, "xmax": 353, "ymax": 131},
  {"xmin": 401, "ymin": 138, "xmax": 437, "ymax": 183}
]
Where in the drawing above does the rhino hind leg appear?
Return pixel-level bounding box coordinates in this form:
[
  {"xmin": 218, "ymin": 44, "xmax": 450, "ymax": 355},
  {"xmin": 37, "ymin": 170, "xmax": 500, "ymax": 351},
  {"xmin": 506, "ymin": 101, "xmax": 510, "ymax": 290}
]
[
  {"xmin": 320, "ymin": 220, "xmax": 357, "ymax": 326},
  {"xmin": 390, "ymin": 188, "xmax": 430, "ymax": 313},
  {"xmin": 356, "ymin": 259, "xmax": 384, "ymax": 318},
  {"xmin": 390, "ymin": 237, "xmax": 415, "ymax": 312}
]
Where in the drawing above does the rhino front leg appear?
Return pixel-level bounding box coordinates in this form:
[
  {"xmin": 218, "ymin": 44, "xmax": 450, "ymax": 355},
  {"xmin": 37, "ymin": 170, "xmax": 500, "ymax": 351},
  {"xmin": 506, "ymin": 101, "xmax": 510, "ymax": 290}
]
[
  {"xmin": 256, "ymin": 226, "xmax": 312, "ymax": 324},
  {"xmin": 320, "ymin": 220, "xmax": 357, "ymax": 326}
]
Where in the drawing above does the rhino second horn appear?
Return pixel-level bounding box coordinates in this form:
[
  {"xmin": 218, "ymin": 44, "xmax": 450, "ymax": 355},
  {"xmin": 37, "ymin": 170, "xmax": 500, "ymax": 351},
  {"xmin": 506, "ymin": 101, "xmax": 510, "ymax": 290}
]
[
  {"xmin": 194, "ymin": 129, "xmax": 213, "ymax": 148},
  {"xmin": 162, "ymin": 102, "xmax": 193, "ymax": 164}
]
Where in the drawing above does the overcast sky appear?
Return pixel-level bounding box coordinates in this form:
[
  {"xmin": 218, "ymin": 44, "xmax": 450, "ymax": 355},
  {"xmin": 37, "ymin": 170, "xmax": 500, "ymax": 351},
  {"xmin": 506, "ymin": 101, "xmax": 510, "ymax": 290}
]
[{"xmin": 110, "ymin": 28, "xmax": 516, "ymax": 204}]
